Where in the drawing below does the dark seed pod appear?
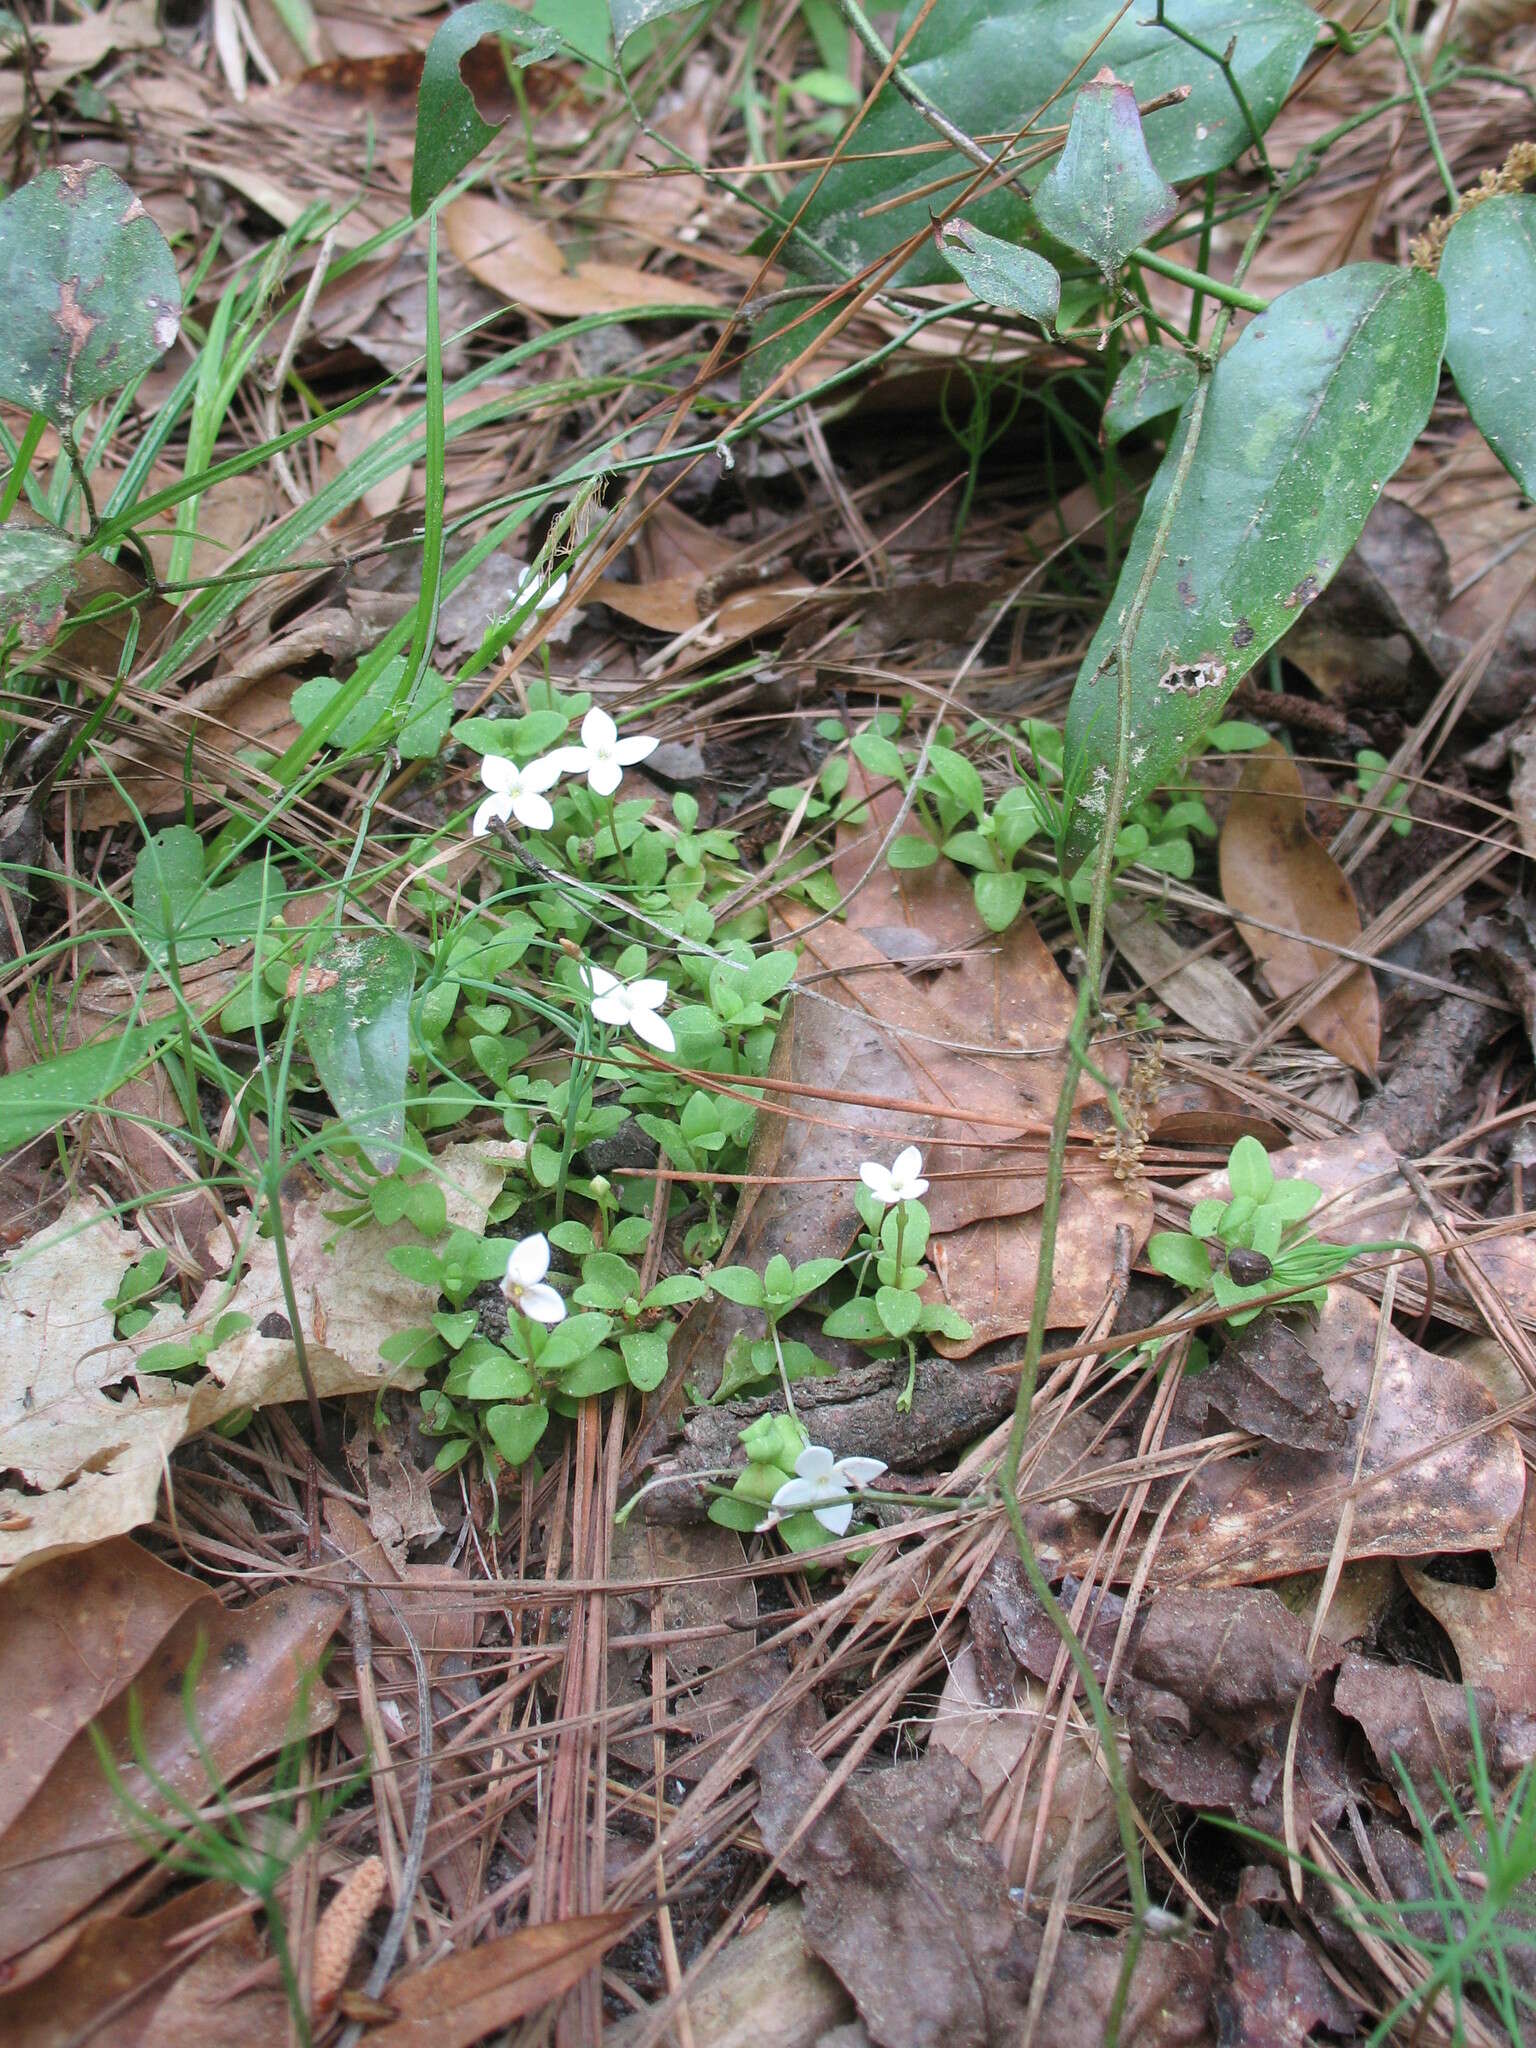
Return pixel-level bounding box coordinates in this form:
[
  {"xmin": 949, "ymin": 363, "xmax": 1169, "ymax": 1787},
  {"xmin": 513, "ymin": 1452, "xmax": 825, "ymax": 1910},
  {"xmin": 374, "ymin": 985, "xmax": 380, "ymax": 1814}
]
[{"xmin": 1225, "ymin": 1247, "xmax": 1275, "ymax": 1286}]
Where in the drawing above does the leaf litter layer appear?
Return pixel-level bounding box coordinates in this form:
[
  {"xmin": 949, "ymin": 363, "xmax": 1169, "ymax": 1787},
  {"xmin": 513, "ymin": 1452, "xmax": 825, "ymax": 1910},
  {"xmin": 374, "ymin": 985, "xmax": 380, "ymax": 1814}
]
[{"xmin": 0, "ymin": 3, "xmax": 1535, "ymax": 2045}]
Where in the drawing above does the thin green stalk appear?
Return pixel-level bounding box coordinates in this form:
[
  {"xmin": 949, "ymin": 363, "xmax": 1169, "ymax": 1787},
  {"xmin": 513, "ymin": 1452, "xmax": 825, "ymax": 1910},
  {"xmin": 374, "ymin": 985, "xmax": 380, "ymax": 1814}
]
[
  {"xmin": 1152, "ymin": 0, "xmax": 1275, "ymax": 182},
  {"xmin": 1131, "ymin": 246, "xmax": 1267, "ymax": 315},
  {"xmin": 0, "ymin": 411, "xmax": 44, "ymax": 521},
  {"xmin": 1384, "ymin": 5, "xmax": 1459, "ymax": 208}
]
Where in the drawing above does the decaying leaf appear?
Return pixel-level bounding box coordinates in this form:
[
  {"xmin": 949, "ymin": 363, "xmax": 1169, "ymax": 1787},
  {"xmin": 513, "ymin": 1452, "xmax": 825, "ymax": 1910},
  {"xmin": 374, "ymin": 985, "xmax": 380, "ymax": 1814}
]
[
  {"xmin": 1217, "ymin": 1905, "xmax": 1359, "ymax": 2046},
  {"xmin": 361, "ymin": 1913, "xmax": 637, "ymax": 2048},
  {"xmin": 1143, "ymin": 1288, "xmax": 1525, "ymax": 1585},
  {"xmin": 1107, "ymin": 901, "xmax": 1265, "ymax": 1045},
  {"xmin": 1401, "ymin": 1492, "xmax": 1536, "ymax": 1727},
  {"xmin": 1333, "ymin": 1652, "xmax": 1506, "ymax": 1805},
  {"xmin": 0, "ymin": 1142, "xmax": 516, "ymax": 1579},
  {"xmin": 444, "ymin": 193, "xmax": 726, "ymax": 318},
  {"xmin": 1219, "ymin": 742, "xmax": 1379, "ymax": 1074},
  {"xmin": 0, "ymin": 1582, "xmax": 341, "ymax": 1955}
]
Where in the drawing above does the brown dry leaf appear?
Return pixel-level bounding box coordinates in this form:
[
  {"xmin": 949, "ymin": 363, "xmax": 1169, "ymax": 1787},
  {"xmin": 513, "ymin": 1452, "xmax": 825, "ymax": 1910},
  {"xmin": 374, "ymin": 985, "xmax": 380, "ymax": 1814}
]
[
  {"xmin": 605, "ymin": 1519, "xmax": 756, "ymax": 1776},
  {"xmin": 0, "ymin": 2, "xmax": 160, "ymax": 140},
  {"xmin": 0, "ymin": 1143, "xmax": 515, "ymax": 1580},
  {"xmin": 594, "ymin": 499, "xmax": 814, "ymax": 646},
  {"xmin": 1144, "ymin": 1287, "xmax": 1525, "ymax": 1586},
  {"xmin": 929, "ymin": 1639, "xmax": 1127, "ymax": 1890},
  {"xmin": 1333, "ymin": 1652, "xmax": 1500, "ymax": 1804},
  {"xmin": 0, "ymin": 1880, "xmax": 243, "ymax": 2046},
  {"xmin": 755, "ymin": 1726, "xmax": 1212, "ymax": 2047},
  {"xmin": 363, "ymin": 1913, "xmax": 636, "ymax": 2047},
  {"xmin": 607, "ymin": 1899, "xmax": 853, "ymax": 2047},
  {"xmin": 1401, "ymin": 1493, "xmax": 1536, "ymax": 1724},
  {"xmin": 1175, "ymin": 1313, "xmax": 1351, "ymax": 1455},
  {"xmin": 444, "ymin": 193, "xmax": 727, "ymax": 318},
  {"xmin": 1107, "ymin": 903, "xmax": 1264, "ymax": 1045},
  {"xmin": 925, "ymin": 1174, "xmax": 1152, "ymax": 1356},
  {"xmin": 0, "ymin": 1583, "xmax": 341, "ymax": 1956},
  {"xmin": 1217, "ymin": 1904, "xmax": 1360, "ymax": 2047},
  {"xmin": 1219, "ymin": 742, "xmax": 1379, "ymax": 1074},
  {"xmin": 0, "ymin": 1538, "xmax": 212, "ymax": 1837}
]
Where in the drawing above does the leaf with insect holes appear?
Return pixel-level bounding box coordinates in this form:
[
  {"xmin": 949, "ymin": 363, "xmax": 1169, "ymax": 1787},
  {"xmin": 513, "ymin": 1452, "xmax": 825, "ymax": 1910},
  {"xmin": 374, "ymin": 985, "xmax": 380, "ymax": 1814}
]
[
  {"xmin": 0, "ymin": 164, "xmax": 179, "ymax": 428},
  {"xmin": 410, "ymin": 1, "xmax": 569, "ymax": 214},
  {"xmin": 610, "ymin": 0, "xmax": 701, "ymax": 44},
  {"xmin": 1062, "ymin": 264, "xmax": 1445, "ymax": 868},
  {"xmin": 935, "ymin": 219, "xmax": 1059, "ymax": 325},
  {"xmin": 0, "ymin": 520, "xmax": 77, "ymax": 643},
  {"xmin": 1440, "ymin": 194, "xmax": 1536, "ymax": 499},
  {"xmin": 1103, "ymin": 345, "xmax": 1199, "ymax": 443},
  {"xmin": 1032, "ymin": 69, "xmax": 1177, "ymax": 279},
  {"xmin": 296, "ymin": 932, "xmax": 416, "ymax": 1173}
]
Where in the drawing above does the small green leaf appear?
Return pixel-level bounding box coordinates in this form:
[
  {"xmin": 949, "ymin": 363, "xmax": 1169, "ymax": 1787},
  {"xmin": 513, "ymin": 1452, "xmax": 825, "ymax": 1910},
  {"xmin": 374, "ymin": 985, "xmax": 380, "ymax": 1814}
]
[
  {"xmin": 875, "ymin": 1285, "xmax": 921, "ymax": 1338},
  {"xmin": 1266, "ymin": 1176, "xmax": 1321, "ymax": 1224},
  {"xmin": 888, "ymin": 834, "xmax": 941, "ymax": 870},
  {"xmin": 0, "ymin": 165, "xmax": 180, "ymax": 428},
  {"xmin": 708, "ymin": 1253, "xmax": 770, "ymax": 1302},
  {"xmin": 764, "ymin": 1252, "xmax": 795, "ymax": 1302},
  {"xmin": 821, "ymin": 1296, "xmax": 886, "ymax": 1342},
  {"xmin": 1441, "ymin": 194, "xmax": 1536, "ymax": 498},
  {"xmin": 1103, "ymin": 345, "xmax": 1199, "ymax": 443},
  {"xmin": 1188, "ymin": 1197, "xmax": 1226, "ymax": 1239},
  {"xmin": 291, "ymin": 658, "xmax": 453, "ymax": 762},
  {"xmin": 1062, "ymin": 264, "xmax": 1445, "ymax": 865},
  {"xmin": 465, "ymin": 1353, "xmax": 537, "ymax": 1400},
  {"xmin": 1032, "ymin": 68, "xmax": 1177, "ymax": 279},
  {"xmin": 1147, "ymin": 1231, "xmax": 1213, "ymax": 1291},
  {"xmin": 936, "ymin": 217, "xmax": 1060, "ymax": 324},
  {"xmin": 411, "ymin": 1, "xmax": 569, "ymax": 213},
  {"xmin": 642, "ymin": 1272, "xmax": 707, "ymax": 1309},
  {"xmin": 620, "ymin": 1327, "xmax": 672, "ymax": 1391},
  {"xmin": 298, "ymin": 931, "xmax": 416, "ymax": 1173},
  {"xmin": 486, "ymin": 1400, "xmax": 550, "ymax": 1465},
  {"xmin": 1227, "ymin": 1135, "xmax": 1274, "ymax": 1203},
  {"xmin": 973, "ymin": 869, "xmax": 1029, "ymax": 932},
  {"xmin": 132, "ymin": 827, "xmax": 283, "ymax": 968},
  {"xmin": 535, "ymin": 1312, "xmax": 614, "ymax": 1371}
]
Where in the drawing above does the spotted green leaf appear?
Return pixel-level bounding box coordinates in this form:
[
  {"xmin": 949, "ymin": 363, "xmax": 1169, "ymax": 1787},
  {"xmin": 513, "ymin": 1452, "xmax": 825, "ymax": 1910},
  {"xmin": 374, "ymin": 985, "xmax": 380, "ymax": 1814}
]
[
  {"xmin": 411, "ymin": 1, "xmax": 569, "ymax": 214},
  {"xmin": 935, "ymin": 218, "xmax": 1059, "ymax": 324},
  {"xmin": 1440, "ymin": 194, "xmax": 1536, "ymax": 498},
  {"xmin": 1032, "ymin": 69, "xmax": 1177, "ymax": 280},
  {"xmin": 1061, "ymin": 264, "xmax": 1445, "ymax": 867},
  {"xmin": 0, "ymin": 164, "xmax": 179, "ymax": 428},
  {"xmin": 1103, "ymin": 345, "xmax": 1199, "ymax": 443},
  {"xmin": 0, "ymin": 519, "xmax": 77, "ymax": 642},
  {"xmin": 297, "ymin": 931, "xmax": 416, "ymax": 1173}
]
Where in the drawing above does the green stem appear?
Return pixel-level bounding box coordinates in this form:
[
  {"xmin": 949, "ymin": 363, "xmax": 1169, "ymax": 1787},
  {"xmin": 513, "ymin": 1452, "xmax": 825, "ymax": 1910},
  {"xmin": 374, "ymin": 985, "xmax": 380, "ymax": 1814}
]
[
  {"xmin": 1152, "ymin": 0, "xmax": 1275, "ymax": 183},
  {"xmin": 1384, "ymin": 7, "xmax": 1459, "ymax": 208},
  {"xmin": 1132, "ymin": 246, "xmax": 1267, "ymax": 315},
  {"xmin": 0, "ymin": 410, "xmax": 44, "ymax": 521}
]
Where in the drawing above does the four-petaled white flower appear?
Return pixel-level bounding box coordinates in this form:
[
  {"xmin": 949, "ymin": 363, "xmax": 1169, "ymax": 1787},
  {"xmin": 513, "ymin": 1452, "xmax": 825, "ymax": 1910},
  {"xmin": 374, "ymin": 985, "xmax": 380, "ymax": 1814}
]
[
  {"xmin": 500, "ymin": 1233, "xmax": 566, "ymax": 1324},
  {"xmin": 513, "ymin": 563, "xmax": 569, "ymax": 616},
  {"xmin": 547, "ymin": 706, "xmax": 657, "ymax": 797},
  {"xmin": 859, "ymin": 1146, "xmax": 928, "ymax": 1207},
  {"xmin": 584, "ymin": 964, "xmax": 676, "ymax": 1053},
  {"xmin": 769, "ymin": 1444, "xmax": 888, "ymax": 1536},
  {"xmin": 473, "ymin": 753, "xmax": 561, "ymax": 837}
]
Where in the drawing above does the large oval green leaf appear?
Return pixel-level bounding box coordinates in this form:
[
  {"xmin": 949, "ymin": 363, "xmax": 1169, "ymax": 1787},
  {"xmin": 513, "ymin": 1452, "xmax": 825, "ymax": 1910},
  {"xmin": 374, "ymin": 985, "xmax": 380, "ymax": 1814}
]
[
  {"xmin": 0, "ymin": 165, "xmax": 180, "ymax": 428},
  {"xmin": 1441, "ymin": 194, "xmax": 1536, "ymax": 499},
  {"xmin": 298, "ymin": 931, "xmax": 416, "ymax": 1173},
  {"xmin": 764, "ymin": 0, "xmax": 1316, "ymax": 294},
  {"xmin": 1061, "ymin": 263, "xmax": 1445, "ymax": 868}
]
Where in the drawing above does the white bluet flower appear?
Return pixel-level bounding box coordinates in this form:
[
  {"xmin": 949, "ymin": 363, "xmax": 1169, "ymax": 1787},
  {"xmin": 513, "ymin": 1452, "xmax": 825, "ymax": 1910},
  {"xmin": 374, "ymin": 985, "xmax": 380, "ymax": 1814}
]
[
  {"xmin": 859, "ymin": 1146, "xmax": 928, "ymax": 1206},
  {"xmin": 500, "ymin": 1233, "xmax": 566, "ymax": 1324},
  {"xmin": 583, "ymin": 964, "xmax": 676, "ymax": 1053},
  {"xmin": 513, "ymin": 563, "xmax": 569, "ymax": 615},
  {"xmin": 547, "ymin": 706, "xmax": 657, "ymax": 798},
  {"xmin": 473, "ymin": 753, "xmax": 561, "ymax": 836},
  {"xmin": 769, "ymin": 1444, "xmax": 888, "ymax": 1536}
]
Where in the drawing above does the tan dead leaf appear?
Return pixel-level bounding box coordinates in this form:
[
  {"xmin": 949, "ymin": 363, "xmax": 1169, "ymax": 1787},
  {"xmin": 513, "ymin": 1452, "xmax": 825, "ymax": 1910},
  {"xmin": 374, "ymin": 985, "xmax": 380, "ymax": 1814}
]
[
  {"xmin": 0, "ymin": 1142, "xmax": 516, "ymax": 1580},
  {"xmin": 1107, "ymin": 902, "xmax": 1264, "ymax": 1044},
  {"xmin": 930, "ymin": 1639, "xmax": 1127, "ymax": 1889},
  {"xmin": 444, "ymin": 193, "xmax": 727, "ymax": 318},
  {"xmin": 0, "ymin": 1583, "xmax": 342, "ymax": 1957},
  {"xmin": 925, "ymin": 1173, "xmax": 1152, "ymax": 1355},
  {"xmin": 1145, "ymin": 1287, "xmax": 1524, "ymax": 1586},
  {"xmin": 0, "ymin": 1881, "xmax": 243, "ymax": 2043},
  {"xmin": 359, "ymin": 1435, "xmax": 446, "ymax": 1563},
  {"xmin": 0, "ymin": 1538, "xmax": 212, "ymax": 1836},
  {"xmin": 605, "ymin": 1519, "xmax": 756, "ymax": 1776},
  {"xmin": 1402, "ymin": 1491, "xmax": 1536, "ymax": 1723},
  {"xmin": 1219, "ymin": 741, "xmax": 1380, "ymax": 1074},
  {"xmin": 363, "ymin": 1913, "xmax": 637, "ymax": 2048},
  {"xmin": 606, "ymin": 1900, "xmax": 852, "ymax": 2048}
]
